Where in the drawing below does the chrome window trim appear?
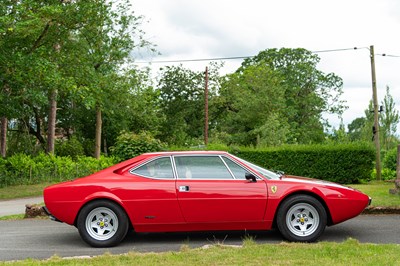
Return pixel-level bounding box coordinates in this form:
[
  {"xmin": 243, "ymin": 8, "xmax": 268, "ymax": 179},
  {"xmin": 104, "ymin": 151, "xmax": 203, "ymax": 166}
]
[
  {"xmin": 129, "ymin": 156, "xmax": 176, "ymax": 180},
  {"xmin": 221, "ymin": 155, "xmax": 263, "ymax": 180},
  {"xmin": 230, "ymin": 154, "xmax": 280, "ymax": 180},
  {"xmin": 129, "ymin": 153, "xmax": 269, "ymax": 181},
  {"xmin": 219, "ymin": 155, "xmax": 237, "ymax": 179},
  {"xmin": 172, "ymin": 154, "xmax": 237, "ymax": 180}
]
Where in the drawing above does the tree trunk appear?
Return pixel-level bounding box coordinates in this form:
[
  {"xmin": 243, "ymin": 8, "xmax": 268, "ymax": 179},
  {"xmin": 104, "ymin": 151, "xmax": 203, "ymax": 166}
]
[
  {"xmin": 0, "ymin": 117, "xmax": 7, "ymax": 158},
  {"xmin": 47, "ymin": 89, "xmax": 57, "ymax": 155},
  {"xmin": 94, "ymin": 104, "xmax": 102, "ymax": 159}
]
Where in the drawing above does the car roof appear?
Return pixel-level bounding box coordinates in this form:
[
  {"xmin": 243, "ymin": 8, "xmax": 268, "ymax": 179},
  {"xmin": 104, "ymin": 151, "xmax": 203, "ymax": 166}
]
[{"xmin": 143, "ymin": 150, "xmax": 230, "ymax": 156}]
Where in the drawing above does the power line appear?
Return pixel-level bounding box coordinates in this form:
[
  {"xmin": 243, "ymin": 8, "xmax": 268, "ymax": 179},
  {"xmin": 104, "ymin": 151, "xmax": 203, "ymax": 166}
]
[
  {"xmin": 377, "ymin": 54, "xmax": 400, "ymax": 58},
  {"xmin": 311, "ymin": 47, "xmax": 369, "ymax": 53},
  {"xmin": 134, "ymin": 55, "xmax": 253, "ymax": 64},
  {"xmin": 134, "ymin": 46, "xmax": 400, "ymax": 65}
]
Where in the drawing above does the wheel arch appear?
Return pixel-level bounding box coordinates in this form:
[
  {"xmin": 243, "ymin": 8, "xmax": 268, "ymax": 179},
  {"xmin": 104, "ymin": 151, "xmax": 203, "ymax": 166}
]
[
  {"xmin": 272, "ymin": 191, "xmax": 333, "ymax": 228},
  {"xmin": 74, "ymin": 197, "xmax": 132, "ymax": 229}
]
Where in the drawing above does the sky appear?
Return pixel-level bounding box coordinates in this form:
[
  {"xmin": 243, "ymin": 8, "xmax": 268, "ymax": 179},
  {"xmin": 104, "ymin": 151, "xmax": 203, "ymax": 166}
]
[{"xmin": 130, "ymin": 0, "xmax": 400, "ymax": 132}]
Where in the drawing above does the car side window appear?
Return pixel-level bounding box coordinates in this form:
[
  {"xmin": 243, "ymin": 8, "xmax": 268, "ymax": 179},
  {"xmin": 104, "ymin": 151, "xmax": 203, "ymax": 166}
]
[
  {"xmin": 130, "ymin": 157, "xmax": 174, "ymax": 179},
  {"xmin": 174, "ymin": 156, "xmax": 234, "ymax": 179},
  {"xmin": 222, "ymin": 157, "xmax": 249, "ymax": 180}
]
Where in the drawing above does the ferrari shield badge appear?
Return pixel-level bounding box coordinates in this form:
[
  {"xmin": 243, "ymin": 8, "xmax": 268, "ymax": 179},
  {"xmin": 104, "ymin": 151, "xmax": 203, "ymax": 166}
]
[{"xmin": 271, "ymin": 185, "xmax": 278, "ymax": 194}]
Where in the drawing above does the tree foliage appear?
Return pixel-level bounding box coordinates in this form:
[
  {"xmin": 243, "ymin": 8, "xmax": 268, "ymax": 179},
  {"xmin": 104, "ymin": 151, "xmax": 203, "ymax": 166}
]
[
  {"xmin": 347, "ymin": 87, "xmax": 399, "ymax": 149},
  {"xmin": 217, "ymin": 64, "xmax": 289, "ymax": 146},
  {"xmin": 216, "ymin": 48, "xmax": 346, "ymax": 146},
  {"xmin": 1, "ymin": 2, "xmax": 352, "ymax": 156},
  {"xmin": 157, "ymin": 63, "xmax": 222, "ymax": 145},
  {"xmin": 380, "ymin": 86, "xmax": 399, "ymax": 150},
  {"xmin": 110, "ymin": 131, "xmax": 164, "ymax": 161},
  {"xmin": 0, "ymin": 0, "xmax": 156, "ymax": 157}
]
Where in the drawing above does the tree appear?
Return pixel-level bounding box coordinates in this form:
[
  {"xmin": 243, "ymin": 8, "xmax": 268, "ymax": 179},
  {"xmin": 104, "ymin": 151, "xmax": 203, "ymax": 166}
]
[
  {"xmin": 361, "ymin": 101, "xmax": 376, "ymax": 142},
  {"xmin": 380, "ymin": 86, "xmax": 399, "ymax": 150},
  {"xmin": 68, "ymin": 0, "xmax": 152, "ymax": 158},
  {"xmin": 329, "ymin": 119, "xmax": 350, "ymax": 143},
  {"xmin": 0, "ymin": 0, "xmax": 154, "ymax": 158},
  {"xmin": 0, "ymin": 0, "xmax": 78, "ymax": 154},
  {"xmin": 157, "ymin": 64, "xmax": 221, "ymax": 145},
  {"xmin": 217, "ymin": 64, "xmax": 289, "ymax": 146},
  {"xmin": 237, "ymin": 48, "xmax": 346, "ymax": 144},
  {"xmin": 0, "ymin": 117, "xmax": 6, "ymax": 157},
  {"xmin": 347, "ymin": 117, "xmax": 367, "ymax": 141}
]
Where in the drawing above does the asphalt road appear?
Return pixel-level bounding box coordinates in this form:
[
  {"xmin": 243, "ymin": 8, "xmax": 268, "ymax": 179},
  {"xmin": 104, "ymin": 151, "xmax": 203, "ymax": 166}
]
[{"xmin": 0, "ymin": 215, "xmax": 399, "ymax": 261}]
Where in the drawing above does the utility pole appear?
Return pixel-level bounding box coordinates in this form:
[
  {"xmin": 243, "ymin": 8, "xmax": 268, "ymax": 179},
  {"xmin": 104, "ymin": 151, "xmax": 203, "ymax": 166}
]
[
  {"xmin": 370, "ymin": 45, "xmax": 382, "ymax": 180},
  {"xmin": 204, "ymin": 66, "xmax": 209, "ymax": 146}
]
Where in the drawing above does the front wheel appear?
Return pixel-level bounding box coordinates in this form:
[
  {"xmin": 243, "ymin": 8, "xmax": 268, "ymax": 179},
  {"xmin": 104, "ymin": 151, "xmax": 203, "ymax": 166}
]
[
  {"xmin": 77, "ymin": 200, "xmax": 129, "ymax": 247},
  {"xmin": 276, "ymin": 195, "xmax": 327, "ymax": 242}
]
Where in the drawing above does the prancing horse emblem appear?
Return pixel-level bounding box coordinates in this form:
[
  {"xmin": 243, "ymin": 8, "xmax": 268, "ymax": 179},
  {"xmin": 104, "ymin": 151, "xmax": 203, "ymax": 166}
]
[{"xmin": 271, "ymin": 185, "xmax": 277, "ymax": 194}]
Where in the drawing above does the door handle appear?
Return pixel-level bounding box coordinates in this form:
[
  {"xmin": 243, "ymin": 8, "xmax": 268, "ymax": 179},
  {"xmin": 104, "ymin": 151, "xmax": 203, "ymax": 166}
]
[{"xmin": 179, "ymin": 185, "xmax": 190, "ymax": 192}]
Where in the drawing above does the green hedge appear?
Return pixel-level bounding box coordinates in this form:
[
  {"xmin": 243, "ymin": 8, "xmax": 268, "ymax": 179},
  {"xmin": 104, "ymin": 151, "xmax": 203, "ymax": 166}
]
[
  {"xmin": 0, "ymin": 153, "xmax": 117, "ymax": 188},
  {"xmin": 0, "ymin": 143, "xmax": 376, "ymax": 187},
  {"xmin": 231, "ymin": 143, "xmax": 375, "ymax": 184}
]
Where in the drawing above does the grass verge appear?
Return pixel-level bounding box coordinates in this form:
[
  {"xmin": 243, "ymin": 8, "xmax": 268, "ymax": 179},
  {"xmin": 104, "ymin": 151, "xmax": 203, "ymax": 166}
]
[
  {"xmin": 1, "ymin": 181, "xmax": 399, "ymax": 206},
  {"xmin": 349, "ymin": 181, "xmax": 400, "ymax": 207},
  {"xmin": 0, "ymin": 214, "xmax": 25, "ymax": 221},
  {"xmin": 0, "ymin": 183, "xmax": 52, "ymax": 200},
  {"xmin": 1, "ymin": 238, "xmax": 399, "ymax": 266}
]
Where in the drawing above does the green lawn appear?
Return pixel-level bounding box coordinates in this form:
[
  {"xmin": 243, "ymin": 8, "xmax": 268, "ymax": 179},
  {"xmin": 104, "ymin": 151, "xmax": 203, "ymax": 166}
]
[
  {"xmin": 0, "ymin": 183, "xmax": 399, "ymax": 265},
  {"xmin": 349, "ymin": 181, "xmax": 400, "ymax": 207},
  {"xmin": 0, "ymin": 183, "xmax": 51, "ymax": 200},
  {"xmin": 1, "ymin": 239, "xmax": 399, "ymax": 266},
  {"xmin": 1, "ymin": 181, "xmax": 399, "ymax": 207}
]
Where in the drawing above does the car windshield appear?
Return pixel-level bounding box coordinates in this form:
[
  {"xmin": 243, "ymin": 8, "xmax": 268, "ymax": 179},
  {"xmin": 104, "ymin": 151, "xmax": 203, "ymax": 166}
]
[{"xmin": 232, "ymin": 155, "xmax": 282, "ymax": 180}]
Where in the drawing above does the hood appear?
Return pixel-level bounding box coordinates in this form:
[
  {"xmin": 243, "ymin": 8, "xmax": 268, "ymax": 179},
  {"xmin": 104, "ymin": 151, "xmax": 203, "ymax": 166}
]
[{"xmin": 281, "ymin": 174, "xmax": 354, "ymax": 190}]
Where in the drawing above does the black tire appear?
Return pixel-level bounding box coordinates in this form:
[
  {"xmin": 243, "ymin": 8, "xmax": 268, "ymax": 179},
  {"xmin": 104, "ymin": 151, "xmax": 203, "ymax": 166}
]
[
  {"xmin": 276, "ymin": 195, "xmax": 327, "ymax": 242},
  {"xmin": 77, "ymin": 200, "xmax": 129, "ymax": 247}
]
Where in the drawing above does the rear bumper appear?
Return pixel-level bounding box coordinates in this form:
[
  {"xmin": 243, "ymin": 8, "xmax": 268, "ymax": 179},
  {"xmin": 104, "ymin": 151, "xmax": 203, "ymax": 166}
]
[{"xmin": 42, "ymin": 206, "xmax": 62, "ymax": 223}]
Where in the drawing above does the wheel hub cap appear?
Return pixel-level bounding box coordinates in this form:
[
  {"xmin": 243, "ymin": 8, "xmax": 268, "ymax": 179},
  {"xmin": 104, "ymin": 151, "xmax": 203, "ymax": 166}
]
[
  {"xmin": 286, "ymin": 203, "xmax": 319, "ymax": 237},
  {"xmin": 85, "ymin": 207, "xmax": 119, "ymax": 241}
]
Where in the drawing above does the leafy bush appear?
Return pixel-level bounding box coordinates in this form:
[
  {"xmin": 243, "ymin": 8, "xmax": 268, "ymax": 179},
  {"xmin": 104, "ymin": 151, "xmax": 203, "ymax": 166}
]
[
  {"xmin": 371, "ymin": 168, "xmax": 396, "ymax": 181},
  {"xmin": 110, "ymin": 131, "xmax": 165, "ymax": 161},
  {"xmin": 231, "ymin": 143, "xmax": 375, "ymax": 184},
  {"xmin": 75, "ymin": 156, "xmax": 118, "ymax": 175},
  {"xmin": 55, "ymin": 137, "xmax": 85, "ymax": 159},
  {"xmin": 383, "ymin": 148, "xmax": 397, "ymax": 171},
  {"xmin": 0, "ymin": 153, "xmax": 117, "ymax": 188},
  {"xmin": 169, "ymin": 143, "xmax": 374, "ymax": 184}
]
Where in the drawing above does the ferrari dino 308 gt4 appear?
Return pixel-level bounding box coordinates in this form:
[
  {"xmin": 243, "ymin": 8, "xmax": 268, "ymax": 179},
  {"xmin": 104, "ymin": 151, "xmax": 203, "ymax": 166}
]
[{"xmin": 43, "ymin": 151, "xmax": 371, "ymax": 247}]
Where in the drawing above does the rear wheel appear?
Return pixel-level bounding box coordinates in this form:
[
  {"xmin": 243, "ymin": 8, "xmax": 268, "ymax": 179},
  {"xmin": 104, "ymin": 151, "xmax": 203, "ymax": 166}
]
[
  {"xmin": 276, "ymin": 195, "xmax": 327, "ymax": 242},
  {"xmin": 77, "ymin": 200, "xmax": 129, "ymax": 247}
]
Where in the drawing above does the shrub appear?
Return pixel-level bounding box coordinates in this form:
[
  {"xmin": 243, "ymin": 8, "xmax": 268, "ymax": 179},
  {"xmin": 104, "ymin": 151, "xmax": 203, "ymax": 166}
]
[
  {"xmin": 231, "ymin": 143, "xmax": 375, "ymax": 184},
  {"xmin": 55, "ymin": 137, "xmax": 85, "ymax": 159},
  {"xmin": 110, "ymin": 131, "xmax": 165, "ymax": 161},
  {"xmin": 383, "ymin": 148, "xmax": 397, "ymax": 171},
  {"xmin": 371, "ymin": 168, "xmax": 396, "ymax": 181},
  {"xmin": 75, "ymin": 156, "xmax": 118, "ymax": 176},
  {"xmin": 169, "ymin": 143, "xmax": 375, "ymax": 184},
  {"xmin": 0, "ymin": 153, "xmax": 117, "ymax": 188}
]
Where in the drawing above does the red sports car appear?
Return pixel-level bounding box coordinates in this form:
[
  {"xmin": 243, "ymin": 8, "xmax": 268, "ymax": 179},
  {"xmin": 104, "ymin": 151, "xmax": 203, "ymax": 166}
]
[{"xmin": 43, "ymin": 151, "xmax": 371, "ymax": 247}]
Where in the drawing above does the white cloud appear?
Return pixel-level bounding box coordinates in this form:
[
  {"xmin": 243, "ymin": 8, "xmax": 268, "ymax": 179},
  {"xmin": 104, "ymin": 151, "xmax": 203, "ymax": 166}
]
[{"xmin": 131, "ymin": 0, "xmax": 400, "ymax": 132}]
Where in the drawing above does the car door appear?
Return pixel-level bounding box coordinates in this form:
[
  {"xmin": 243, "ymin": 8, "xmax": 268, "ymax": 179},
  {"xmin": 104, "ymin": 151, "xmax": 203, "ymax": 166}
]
[
  {"xmin": 174, "ymin": 155, "xmax": 268, "ymax": 223},
  {"xmin": 124, "ymin": 156, "xmax": 185, "ymax": 225}
]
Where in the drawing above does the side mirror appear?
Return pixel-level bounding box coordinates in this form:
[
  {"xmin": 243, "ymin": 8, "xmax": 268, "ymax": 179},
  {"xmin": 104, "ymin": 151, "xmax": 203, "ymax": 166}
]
[{"xmin": 245, "ymin": 172, "xmax": 257, "ymax": 182}]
